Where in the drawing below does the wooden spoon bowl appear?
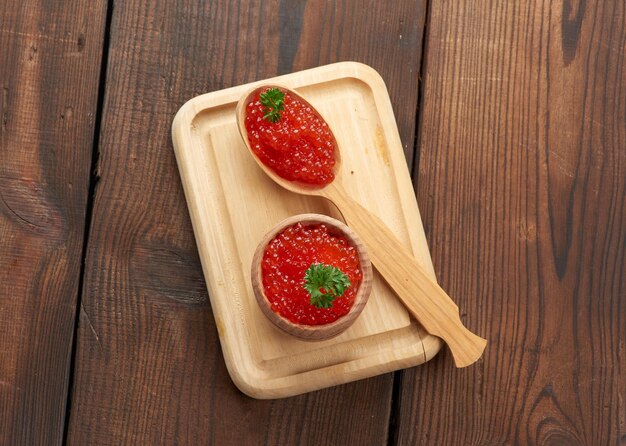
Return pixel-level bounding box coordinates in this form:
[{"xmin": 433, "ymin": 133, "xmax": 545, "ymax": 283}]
[
  {"xmin": 235, "ymin": 84, "xmax": 343, "ymax": 193},
  {"xmin": 251, "ymin": 214, "xmax": 373, "ymax": 341}
]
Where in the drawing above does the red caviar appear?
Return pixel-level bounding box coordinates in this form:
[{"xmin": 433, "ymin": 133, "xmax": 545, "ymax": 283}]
[
  {"xmin": 261, "ymin": 223, "xmax": 362, "ymax": 325},
  {"xmin": 244, "ymin": 90, "xmax": 336, "ymax": 185}
]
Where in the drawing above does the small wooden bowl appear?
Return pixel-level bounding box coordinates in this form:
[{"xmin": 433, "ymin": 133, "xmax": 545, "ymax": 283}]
[{"xmin": 251, "ymin": 214, "xmax": 373, "ymax": 341}]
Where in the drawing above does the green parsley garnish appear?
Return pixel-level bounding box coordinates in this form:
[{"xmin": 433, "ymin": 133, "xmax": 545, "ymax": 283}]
[
  {"xmin": 259, "ymin": 88, "xmax": 285, "ymax": 123},
  {"xmin": 303, "ymin": 263, "xmax": 351, "ymax": 309}
]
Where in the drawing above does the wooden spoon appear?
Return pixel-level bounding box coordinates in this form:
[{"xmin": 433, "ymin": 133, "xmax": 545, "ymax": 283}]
[{"xmin": 236, "ymin": 85, "xmax": 487, "ymax": 368}]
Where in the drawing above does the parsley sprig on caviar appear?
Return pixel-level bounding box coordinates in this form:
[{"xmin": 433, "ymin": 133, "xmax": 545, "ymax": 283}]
[
  {"xmin": 303, "ymin": 263, "xmax": 351, "ymax": 309},
  {"xmin": 260, "ymin": 88, "xmax": 285, "ymax": 123}
]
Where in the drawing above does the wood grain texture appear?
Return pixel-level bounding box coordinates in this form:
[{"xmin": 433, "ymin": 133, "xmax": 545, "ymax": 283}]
[
  {"xmin": 68, "ymin": 0, "xmax": 426, "ymax": 444},
  {"xmin": 398, "ymin": 0, "xmax": 626, "ymax": 444},
  {"xmin": 0, "ymin": 1, "xmax": 106, "ymax": 444}
]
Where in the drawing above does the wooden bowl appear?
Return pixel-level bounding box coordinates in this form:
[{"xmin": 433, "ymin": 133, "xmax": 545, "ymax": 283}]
[{"xmin": 251, "ymin": 214, "xmax": 373, "ymax": 341}]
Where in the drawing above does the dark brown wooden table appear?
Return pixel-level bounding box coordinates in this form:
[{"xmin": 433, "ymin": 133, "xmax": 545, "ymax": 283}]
[{"xmin": 1, "ymin": 1, "xmax": 624, "ymax": 444}]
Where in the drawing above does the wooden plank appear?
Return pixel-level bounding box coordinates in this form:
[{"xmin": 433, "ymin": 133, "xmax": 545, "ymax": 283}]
[
  {"xmin": 0, "ymin": 1, "xmax": 107, "ymax": 444},
  {"xmin": 67, "ymin": 1, "xmax": 427, "ymax": 444},
  {"xmin": 398, "ymin": 0, "xmax": 626, "ymax": 444}
]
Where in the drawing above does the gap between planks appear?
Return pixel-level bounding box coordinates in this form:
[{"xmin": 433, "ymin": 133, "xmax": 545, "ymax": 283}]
[{"xmin": 61, "ymin": 1, "xmax": 115, "ymax": 444}]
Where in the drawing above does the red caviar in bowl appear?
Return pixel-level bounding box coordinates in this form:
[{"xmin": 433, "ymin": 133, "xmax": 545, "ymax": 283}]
[
  {"xmin": 244, "ymin": 89, "xmax": 336, "ymax": 186},
  {"xmin": 261, "ymin": 222, "xmax": 362, "ymax": 325}
]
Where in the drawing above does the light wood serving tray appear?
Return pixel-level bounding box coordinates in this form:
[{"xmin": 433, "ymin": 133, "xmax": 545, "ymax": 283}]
[{"xmin": 172, "ymin": 62, "xmax": 443, "ymax": 399}]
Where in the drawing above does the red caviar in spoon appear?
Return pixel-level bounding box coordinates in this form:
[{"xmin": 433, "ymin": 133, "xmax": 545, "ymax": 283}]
[
  {"xmin": 244, "ymin": 89, "xmax": 336, "ymax": 186},
  {"xmin": 261, "ymin": 222, "xmax": 362, "ymax": 325}
]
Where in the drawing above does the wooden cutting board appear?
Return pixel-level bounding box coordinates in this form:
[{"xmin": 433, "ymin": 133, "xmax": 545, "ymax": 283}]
[{"xmin": 171, "ymin": 62, "xmax": 443, "ymax": 399}]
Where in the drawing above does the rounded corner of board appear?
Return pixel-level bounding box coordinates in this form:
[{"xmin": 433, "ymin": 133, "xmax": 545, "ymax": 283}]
[
  {"xmin": 222, "ymin": 355, "xmax": 276, "ymax": 400},
  {"xmin": 341, "ymin": 62, "xmax": 388, "ymax": 90},
  {"xmin": 172, "ymin": 97, "xmax": 200, "ymax": 138},
  {"xmin": 421, "ymin": 334, "xmax": 445, "ymax": 363}
]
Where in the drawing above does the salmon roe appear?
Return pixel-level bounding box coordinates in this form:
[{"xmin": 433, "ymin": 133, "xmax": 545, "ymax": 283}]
[
  {"xmin": 261, "ymin": 223, "xmax": 362, "ymax": 326},
  {"xmin": 244, "ymin": 90, "xmax": 336, "ymax": 185}
]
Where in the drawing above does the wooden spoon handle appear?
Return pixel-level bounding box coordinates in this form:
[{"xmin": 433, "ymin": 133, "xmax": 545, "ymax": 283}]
[{"xmin": 323, "ymin": 184, "xmax": 487, "ymax": 368}]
